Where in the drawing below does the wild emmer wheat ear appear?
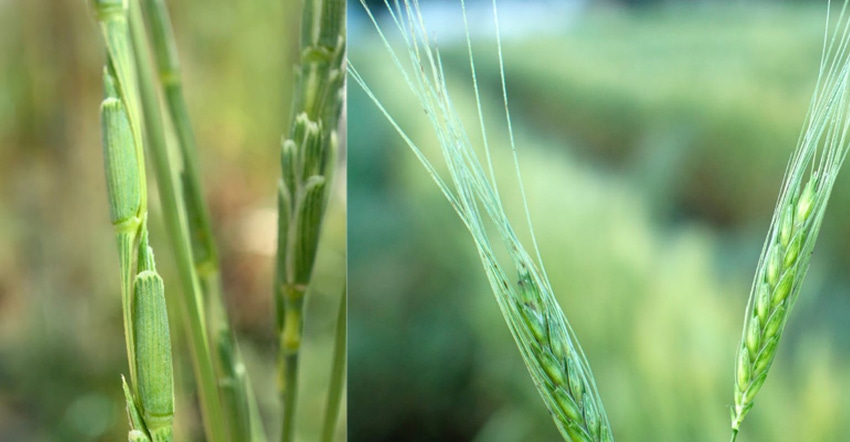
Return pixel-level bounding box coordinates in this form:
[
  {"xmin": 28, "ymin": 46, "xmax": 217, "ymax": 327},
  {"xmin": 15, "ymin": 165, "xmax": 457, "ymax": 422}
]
[
  {"xmin": 93, "ymin": 0, "xmax": 175, "ymax": 440},
  {"xmin": 730, "ymin": 1, "xmax": 850, "ymax": 440},
  {"xmin": 351, "ymin": 1, "xmax": 612, "ymax": 440}
]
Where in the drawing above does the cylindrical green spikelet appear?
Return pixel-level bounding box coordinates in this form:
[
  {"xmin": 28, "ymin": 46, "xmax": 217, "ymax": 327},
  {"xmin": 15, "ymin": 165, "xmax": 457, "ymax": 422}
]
[
  {"xmin": 101, "ymin": 96, "xmax": 141, "ymax": 227},
  {"xmin": 294, "ymin": 176, "xmax": 327, "ymax": 284},
  {"xmin": 133, "ymin": 270, "xmax": 174, "ymax": 442}
]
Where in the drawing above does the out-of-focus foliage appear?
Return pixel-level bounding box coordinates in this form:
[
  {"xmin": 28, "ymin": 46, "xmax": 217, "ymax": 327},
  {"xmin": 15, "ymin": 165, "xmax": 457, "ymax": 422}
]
[
  {"xmin": 0, "ymin": 0, "xmax": 345, "ymax": 440},
  {"xmin": 349, "ymin": 2, "xmax": 850, "ymax": 441}
]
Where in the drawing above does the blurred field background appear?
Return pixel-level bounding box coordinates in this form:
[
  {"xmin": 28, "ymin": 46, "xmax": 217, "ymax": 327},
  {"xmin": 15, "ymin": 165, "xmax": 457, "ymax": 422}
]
[
  {"xmin": 0, "ymin": 0, "xmax": 345, "ymax": 440},
  {"xmin": 349, "ymin": 1, "xmax": 850, "ymax": 441}
]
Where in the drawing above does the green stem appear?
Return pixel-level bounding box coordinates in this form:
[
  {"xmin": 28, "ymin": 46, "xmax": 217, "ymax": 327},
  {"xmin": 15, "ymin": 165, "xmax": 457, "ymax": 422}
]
[
  {"xmin": 140, "ymin": 0, "xmax": 217, "ymax": 271},
  {"xmin": 321, "ymin": 285, "xmax": 346, "ymax": 442},
  {"xmin": 128, "ymin": 4, "xmax": 226, "ymax": 441},
  {"xmin": 278, "ymin": 284, "xmax": 305, "ymax": 442},
  {"xmin": 136, "ymin": 1, "xmax": 266, "ymax": 440},
  {"xmin": 282, "ymin": 353, "xmax": 300, "ymax": 442}
]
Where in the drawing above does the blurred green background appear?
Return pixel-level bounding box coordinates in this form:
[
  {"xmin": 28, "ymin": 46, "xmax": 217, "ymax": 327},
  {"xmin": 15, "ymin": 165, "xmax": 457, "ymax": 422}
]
[
  {"xmin": 0, "ymin": 0, "xmax": 345, "ymax": 440},
  {"xmin": 349, "ymin": 1, "xmax": 850, "ymax": 441}
]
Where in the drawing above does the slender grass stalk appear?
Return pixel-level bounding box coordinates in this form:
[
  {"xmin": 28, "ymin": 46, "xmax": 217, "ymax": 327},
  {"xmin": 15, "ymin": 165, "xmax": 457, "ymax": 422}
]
[
  {"xmin": 127, "ymin": 2, "xmax": 229, "ymax": 441},
  {"xmin": 275, "ymin": 0, "xmax": 345, "ymax": 440},
  {"xmin": 321, "ymin": 284, "xmax": 347, "ymax": 442},
  {"xmin": 730, "ymin": 2, "xmax": 850, "ymax": 440},
  {"xmin": 351, "ymin": 1, "xmax": 611, "ymax": 440},
  {"xmin": 132, "ymin": 0, "xmax": 266, "ymax": 440},
  {"xmin": 92, "ymin": 1, "xmax": 175, "ymax": 440}
]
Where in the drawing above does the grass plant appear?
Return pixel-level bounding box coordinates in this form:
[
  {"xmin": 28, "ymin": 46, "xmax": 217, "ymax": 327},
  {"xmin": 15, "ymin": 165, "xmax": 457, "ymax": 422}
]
[
  {"xmin": 130, "ymin": 0, "xmax": 265, "ymax": 440},
  {"xmin": 730, "ymin": 1, "xmax": 850, "ymax": 440},
  {"xmin": 353, "ymin": 0, "xmax": 850, "ymax": 441},
  {"xmin": 274, "ymin": 0, "xmax": 346, "ymax": 440},
  {"xmin": 92, "ymin": 0, "xmax": 174, "ymax": 439},
  {"xmin": 351, "ymin": 1, "xmax": 611, "ymax": 440},
  {"xmin": 92, "ymin": 0, "xmax": 279, "ymax": 440}
]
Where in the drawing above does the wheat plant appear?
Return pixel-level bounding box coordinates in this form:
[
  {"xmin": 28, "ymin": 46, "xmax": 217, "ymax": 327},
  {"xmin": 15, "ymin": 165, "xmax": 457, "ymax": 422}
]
[
  {"xmin": 275, "ymin": 0, "xmax": 346, "ymax": 441},
  {"xmin": 92, "ymin": 0, "xmax": 174, "ymax": 440},
  {"xmin": 129, "ymin": 0, "xmax": 266, "ymax": 439},
  {"xmin": 351, "ymin": 1, "xmax": 611, "ymax": 440},
  {"xmin": 730, "ymin": 1, "xmax": 850, "ymax": 440},
  {"xmin": 88, "ymin": 0, "xmax": 345, "ymax": 442},
  {"xmin": 352, "ymin": 0, "xmax": 850, "ymax": 440}
]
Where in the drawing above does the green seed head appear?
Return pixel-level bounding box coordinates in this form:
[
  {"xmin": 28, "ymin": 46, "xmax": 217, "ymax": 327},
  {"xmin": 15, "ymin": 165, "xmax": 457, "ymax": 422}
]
[
  {"xmin": 101, "ymin": 97, "xmax": 141, "ymax": 227},
  {"xmin": 132, "ymin": 271, "xmax": 174, "ymax": 438}
]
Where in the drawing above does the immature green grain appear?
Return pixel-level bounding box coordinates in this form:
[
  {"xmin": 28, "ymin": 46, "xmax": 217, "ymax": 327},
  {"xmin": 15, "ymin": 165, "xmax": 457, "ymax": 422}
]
[
  {"xmin": 92, "ymin": 1, "xmax": 176, "ymax": 440},
  {"xmin": 101, "ymin": 74, "xmax": 143, "ymax": 342},
  {"xmin": 275, "ymin": 0, "xmax": 345, "ymax": 440},
  {"xmin": 730, "ymin": 2, "xmax": 850, "ymax": 440},
  {"xmin": 133, "ymin": 233, "xmax": 174, "ymax": 442},
  {"xmin": 351, "ymin": 1, "xmax": 611, "ymax": 440},
  {"xmin": 95, "ymin": 0, "xmax": 146, "ymax": 392}
]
